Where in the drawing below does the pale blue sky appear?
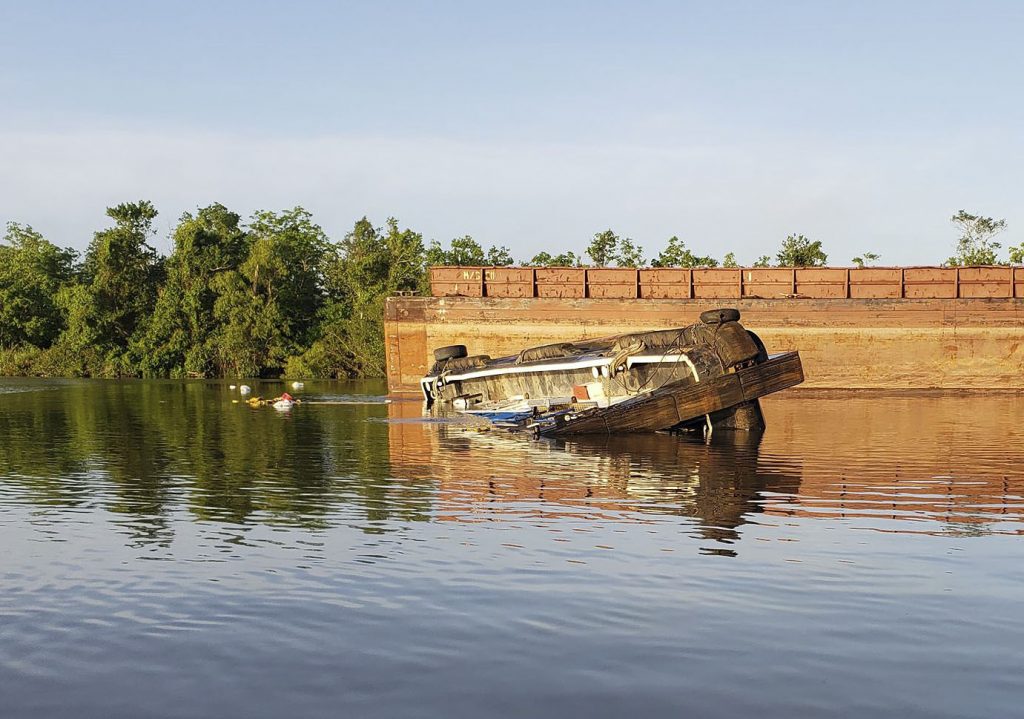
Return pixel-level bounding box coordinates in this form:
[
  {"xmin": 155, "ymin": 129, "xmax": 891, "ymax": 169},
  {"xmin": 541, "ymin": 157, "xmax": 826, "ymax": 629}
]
[{"xmin": 1, "ymin": 0, "xmax": 1021, "ymax": 263}]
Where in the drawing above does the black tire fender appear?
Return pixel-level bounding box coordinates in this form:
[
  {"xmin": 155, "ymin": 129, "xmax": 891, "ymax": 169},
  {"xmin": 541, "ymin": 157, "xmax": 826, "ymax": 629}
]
[
  {"xmin": 433, "ymin": 344, "xmax": 468, "ymax": 362},
  {"xmin": 700, "ymin": 308, "xmax": 741, "ymax": 324}
]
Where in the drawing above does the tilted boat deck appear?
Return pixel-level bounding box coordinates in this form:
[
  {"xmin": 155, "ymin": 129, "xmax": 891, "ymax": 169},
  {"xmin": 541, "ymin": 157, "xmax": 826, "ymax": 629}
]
[
  {"xmin": 420, "ymin": 308, "xmax": 805, "ymax": 437},
  {"xmin": 529, "ymin": 351, "xmax": 802, "ymax": 437}
]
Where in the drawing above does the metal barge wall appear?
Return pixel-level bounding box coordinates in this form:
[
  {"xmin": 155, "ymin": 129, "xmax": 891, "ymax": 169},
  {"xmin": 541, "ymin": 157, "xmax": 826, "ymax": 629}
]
[{"xmin": 384, "ymin": 266, "xmax": 1024, "ymax": 393}]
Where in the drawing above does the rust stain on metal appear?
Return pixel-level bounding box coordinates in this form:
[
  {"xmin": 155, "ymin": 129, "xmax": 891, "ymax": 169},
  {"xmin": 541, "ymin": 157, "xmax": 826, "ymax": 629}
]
[{"xmin": 384, "ymin": 294, "xmax": 1024, "ymax": 393}]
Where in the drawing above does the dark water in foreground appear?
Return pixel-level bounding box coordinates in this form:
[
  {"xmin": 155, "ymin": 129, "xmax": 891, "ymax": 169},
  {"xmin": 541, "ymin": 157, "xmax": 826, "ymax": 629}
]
[{"xmin": 1, "ymin": 379, "xmax": 1022, "ymax": 719}]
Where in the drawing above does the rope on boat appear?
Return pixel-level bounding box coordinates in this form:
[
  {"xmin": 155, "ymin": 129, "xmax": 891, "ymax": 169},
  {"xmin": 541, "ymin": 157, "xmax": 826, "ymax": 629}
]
[
  {"xmin": 675, "ymin": 347, "xmax": 716, "ymax": 437},
  {"xmin": 608, "ymin": 341, "xmax": 644, "ymax": 378},
  {"xmin": 612, "ymin": 331, "xmax": 695, "ymax": 397}
]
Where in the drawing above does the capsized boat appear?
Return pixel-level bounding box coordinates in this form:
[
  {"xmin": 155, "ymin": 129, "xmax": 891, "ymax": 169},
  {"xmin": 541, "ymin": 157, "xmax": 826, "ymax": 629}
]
[{"xmin": 420, "ymin": 308, "xmax": 803, "ymax": 437}]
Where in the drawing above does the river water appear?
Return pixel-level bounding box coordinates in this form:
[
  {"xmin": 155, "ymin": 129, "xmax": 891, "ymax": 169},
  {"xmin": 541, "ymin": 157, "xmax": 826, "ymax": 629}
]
[{"xmin": 1, "ymin": 379, "xmax": 1022, "ymax": 718}]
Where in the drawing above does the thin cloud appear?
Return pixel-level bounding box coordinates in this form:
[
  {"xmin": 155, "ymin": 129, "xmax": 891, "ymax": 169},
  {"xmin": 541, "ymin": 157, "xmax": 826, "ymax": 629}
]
[{"xmin": 0, "ymin": 128, "xmax": 1019, "ymax": 264}]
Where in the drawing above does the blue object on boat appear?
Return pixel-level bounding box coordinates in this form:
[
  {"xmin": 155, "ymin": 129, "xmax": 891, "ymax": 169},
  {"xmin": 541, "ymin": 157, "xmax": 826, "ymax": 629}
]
[{"xmin": 468, "ymin": 411, "xmax": 534, "ymax": 424}]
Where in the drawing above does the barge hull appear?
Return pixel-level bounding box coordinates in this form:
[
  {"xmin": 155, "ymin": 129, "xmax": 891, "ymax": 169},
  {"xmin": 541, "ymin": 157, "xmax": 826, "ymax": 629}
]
[{"xmin": 385, "ymin": 296, "xmax": 1024, "ymax": 392}]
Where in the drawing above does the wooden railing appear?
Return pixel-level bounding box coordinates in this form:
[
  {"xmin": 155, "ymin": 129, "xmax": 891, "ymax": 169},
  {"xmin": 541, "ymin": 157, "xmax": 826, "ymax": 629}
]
[{"xmin": 429, "ymin": 266, "xmax": 1024, "ymax": 299}]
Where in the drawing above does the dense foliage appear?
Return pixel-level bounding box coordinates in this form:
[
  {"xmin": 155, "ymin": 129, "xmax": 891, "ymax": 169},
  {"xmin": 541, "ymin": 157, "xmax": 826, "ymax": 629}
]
[
  {"xmin": 0, "ymin": 202, "xmax": 1017, "ymax": 378},
  {"xmin": 946, "ymin": 210, "xmax": 1007, "ymax": 266},
  {"xmin": 775, "ymin": 234, "xmax": 828, "ymax": 267},
  {"xmin": 0, "ymin": 203, "xmax": 426, "ymax": 379},
  {"xmin": 652, "ymin": 236, "xmax": 719, "ymax": 268}
]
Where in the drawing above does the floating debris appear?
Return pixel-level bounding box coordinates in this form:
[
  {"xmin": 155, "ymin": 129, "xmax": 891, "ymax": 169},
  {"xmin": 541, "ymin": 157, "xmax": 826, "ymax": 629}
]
[{"xmin": 243, "ymin": 392, "xmax": 298, "ymax": 410}]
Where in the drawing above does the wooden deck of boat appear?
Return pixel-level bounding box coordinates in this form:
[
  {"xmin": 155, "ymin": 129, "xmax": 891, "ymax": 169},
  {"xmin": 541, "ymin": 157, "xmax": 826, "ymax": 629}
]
[{"xmin": 543, "ymin": 352, "xmax": 803, "ymax": 436}]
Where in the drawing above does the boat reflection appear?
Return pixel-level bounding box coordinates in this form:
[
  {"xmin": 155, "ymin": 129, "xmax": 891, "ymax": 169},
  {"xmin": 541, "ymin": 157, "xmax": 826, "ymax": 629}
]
[
  {"xmin": 387, "ymin": 399, "xmax": 802, "ymax": 551},
  {"xmin": 387, "ymin": 394, "xmax": 1024, "ymax": 542},
  {"xmin": 1, "ymin": 381, "xmax": 1020, "ymax": 551}
]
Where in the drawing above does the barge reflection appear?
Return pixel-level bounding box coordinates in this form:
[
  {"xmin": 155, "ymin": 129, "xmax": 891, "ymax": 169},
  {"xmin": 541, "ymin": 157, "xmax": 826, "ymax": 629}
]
[{"xmin": 387, "ymin": 393, "xmax": 1024, "ymax": 541}]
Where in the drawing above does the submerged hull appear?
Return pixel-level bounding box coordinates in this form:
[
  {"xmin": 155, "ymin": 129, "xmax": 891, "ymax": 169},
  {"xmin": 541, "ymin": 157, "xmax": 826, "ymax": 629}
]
[
  {"xmin": 420, "ymin": 308, "xmax": 803, "ymax": 436},
  {"xmin": 533, "ymin": 351, "xmax": 803, "ymax": 436}
]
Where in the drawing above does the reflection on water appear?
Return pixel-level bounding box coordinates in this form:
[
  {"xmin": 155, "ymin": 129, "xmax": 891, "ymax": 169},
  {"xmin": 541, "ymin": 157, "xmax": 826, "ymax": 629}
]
[
  {"xmin": 4, "ymin": 380, "xmax": 1021, "ymax": 543},
  {"xmin": 1, "ymin": 379, "xmax": 1023, "ymax": 719},
  {"xmin": 0, "ymin": 380, "xmax": 432, "ymax": 540},
  {"xmin": 389, "ymin": 393, "xmax": 1024, "ymax": 542},
  {"xmin": 415, "ymin": 428, "xmax": 802, "ymax": 555}
]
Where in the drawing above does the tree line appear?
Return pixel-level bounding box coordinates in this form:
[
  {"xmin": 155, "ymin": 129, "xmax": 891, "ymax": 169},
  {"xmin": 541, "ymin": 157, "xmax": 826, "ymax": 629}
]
[
  {"xmin": 0, "ymin": 202, "xmax": 426, "ymax": 379},
  {"xmin": 524, "ymin": 210, "xmax": 1019, "ymax": 269},
  {"xmin": 0, "ymin": 203, "xmax": 1018, "ymax": 379}
]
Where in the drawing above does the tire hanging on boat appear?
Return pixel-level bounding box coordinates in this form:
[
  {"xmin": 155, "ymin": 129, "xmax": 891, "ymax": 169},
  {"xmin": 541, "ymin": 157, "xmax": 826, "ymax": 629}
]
[
  {"xmin": 700, "ymin": 308, "xmax": 741, "ymax": 324},
  {"xmin": 433, "ymin": 344, "xmax": 468, "ymax": 361}
]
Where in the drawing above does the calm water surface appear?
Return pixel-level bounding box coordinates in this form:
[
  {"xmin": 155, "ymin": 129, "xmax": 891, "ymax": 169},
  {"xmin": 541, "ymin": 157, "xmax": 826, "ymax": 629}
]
[{"xmin": 1, "ymin": 379, "xmax": 1022, "ymax": 718}]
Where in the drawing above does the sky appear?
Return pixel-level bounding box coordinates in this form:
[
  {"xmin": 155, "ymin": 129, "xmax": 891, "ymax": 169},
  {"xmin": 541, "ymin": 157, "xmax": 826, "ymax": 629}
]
[{"xmin": 1, "ymin": 0, "xmax": 1022, "ymax": 264}]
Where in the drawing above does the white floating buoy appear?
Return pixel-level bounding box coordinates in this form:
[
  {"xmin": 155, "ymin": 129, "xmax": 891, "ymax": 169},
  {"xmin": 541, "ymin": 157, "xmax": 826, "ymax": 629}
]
[
  {"xmin": 229, "ymin": 384, "xmax": 237, "ymax": 390},
  {"xmin": 272, "ymin": 399, "xmax": 295, "ymax": 411},
  {"xmin": 291, "ymin": 381, "xmax": 304, "ymax": 390},
  {"xmin": 239, "ymin": 385, "xmax": 251, "ymax": 395}
]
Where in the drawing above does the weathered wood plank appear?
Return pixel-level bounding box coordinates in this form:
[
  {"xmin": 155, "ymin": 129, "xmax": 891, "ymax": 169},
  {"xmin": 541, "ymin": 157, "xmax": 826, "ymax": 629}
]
[
  {"xmin": 736, "ymin": 352, "xmax": 805, "ymax": 399},
  {"xmin": 546, "ymin": 373, "xmax": 747, "ymax": 436}
]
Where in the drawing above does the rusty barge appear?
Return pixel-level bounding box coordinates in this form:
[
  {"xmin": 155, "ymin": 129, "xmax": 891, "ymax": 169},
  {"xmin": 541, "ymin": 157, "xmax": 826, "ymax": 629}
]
[{"xmin": 420, "ymin": 308, "xmax": 804, "ymax": 437}]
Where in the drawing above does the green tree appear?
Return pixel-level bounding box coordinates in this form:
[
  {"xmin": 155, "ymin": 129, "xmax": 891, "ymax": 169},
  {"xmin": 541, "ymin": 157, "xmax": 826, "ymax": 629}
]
[
  {"xmin": 851, "ymin": 251, "xmax": 881, "ymax": 268},
  {"xmin": 586, "ymin": 230, "xmax": 618, "ymax": 267},
  {"xmin": 425, "ymin": 236, "xmax": 513, "ymax": 267},
  {"xmin": 426, "ymin": 235, "xmax": 484, "ymax": 266},
  {"xmin": 135, "ymin": 204, "xmax": 248, "ymax": 377},
  {"xmin": 946, "ymin": 210, "xmax": 1007, "ymax": 266},
  {"xmin": 651, "ymin": 236, "xmax": 718, "ymax": 268},
  {"xmin": 485, "ymin": 245, "xmax": 514, "ymax": 266},
  {"xmin": 50, "ymin": 283, "xmax": 104, "ymax": 374},
  {"xmin": 212, "ymin": 207, "xmax": 328, "ymax": 377},
  {"xmin": 1010, "ymin": 244, "xmax": 1024, "ymax": 264},
  {"xmin": 290, "ymin": 217, "xmax": 425, "ymax": 378},
  {"xmin": 615, "ymin": 237, "xmax": 645, "ymax": 267},
  {"xmin": 0, "ymin": 223, "xmax": 77, "ymax": 349},
  {"xmin": 529, "ymin": 251, "xmax": 582, "ymax": 267},
  {"xmin": 775, "ymin": 234, "xmax": 827, "ymax": 267},
  {"xmin": 752, "ymin": 255, "xmax": 772, "ymax": 268},
  {"xmin": 721, "ymin": 252, "xmax": 738, "ymax": 268},
  {"xmin": 82, "ymin": 201, "xmax": 163, "ymax": 356}
]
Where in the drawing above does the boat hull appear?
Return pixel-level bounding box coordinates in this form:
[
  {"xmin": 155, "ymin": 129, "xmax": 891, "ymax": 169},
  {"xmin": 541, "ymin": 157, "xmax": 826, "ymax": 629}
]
[
  {"xmin": 420, "ymin": 309, "xmax": 804, "ymax": 435},
  {"xmin": 533, "ymin": 351, "xmax": 803, "ymax": 436}
]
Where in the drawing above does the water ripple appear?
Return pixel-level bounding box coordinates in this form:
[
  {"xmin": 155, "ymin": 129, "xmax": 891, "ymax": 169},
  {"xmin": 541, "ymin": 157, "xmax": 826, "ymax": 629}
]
[{"xmin": 1, "ymin": 380, "xmax": 1023, "ymax": 718}]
